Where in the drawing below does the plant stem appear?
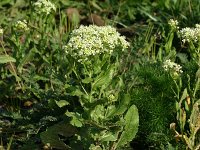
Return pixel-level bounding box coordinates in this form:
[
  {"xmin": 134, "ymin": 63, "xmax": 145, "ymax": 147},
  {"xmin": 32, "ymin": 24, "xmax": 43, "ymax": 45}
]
[
  {"xmin": 0, "ymin": 40, "xmax": 22, "ymax": 90},
  {"xmin": 73, "ymin": 68, "xmax": 88, "ymax": 96}
]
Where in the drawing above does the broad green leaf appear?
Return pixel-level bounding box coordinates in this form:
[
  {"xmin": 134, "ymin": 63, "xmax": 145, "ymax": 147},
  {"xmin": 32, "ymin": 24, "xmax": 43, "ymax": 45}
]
[
  {"xmin": 70, "ymin": 116, "xmax": 83, "ymax": 127},
  {"xmin": 196, "ymin": 68, "xmax": 200, "ymax": 78},
  {"xmin": 116, "ymin": 104, "xmax": 139, "ymax": 147},
  {"xmin": 65, "ymin": 111, "xmax": 83, "ymax": 127},
  {"xmin": 99, "ymin": 130, "xmax": 118, "ymax": 142},
  {"xmin": 165, "ymin": 49, "xmax": 176, "ymax": 60},
  {"xmin": 90, "ymin": 105, "xmax": 105, "ymax": 123},
  {"xmin": 176, "ymin": 53, "xmax": 188, "ymax": 64},
  {"xmin": 107, "ymin": 94, "xmax": 131, "ymax": 118},
  {"xmin": 184, "ymin": 100, "xmax": 189, "ymax": 111},
  {"xmin": 82, "ymin": 77, "xmax": 93, "ymax": 84},
  {"xmin": 105, "ymin": 105, "xmax": 116, "ymax": 117},
  {"xmin": 190, "ymin": 99, "xmax": 200, "ymax": 127},
  {"xmin": 89, "ymin": 144, "xmax": 102, "ymax": 150},
  {"xmin": 0, "ymin": 55, "xmax": 16, "ymax": 63},
  {"xmin": 179, "ymin": 88, "xmax": 187, "ymax": 106},
  {"xmin": 70, "ymin": 88, "xmax": 84, "ymax": 97},
  {"xmin": 92, "ymin": 66, "xmax": 114, "ymax": 89},
  {"xmin": 55, "ymin": 100, "xmax": 69, "ymax": 108},
  {"xmin": 40, "ymin": 122, "xmax": 77, "ymax": 149}
]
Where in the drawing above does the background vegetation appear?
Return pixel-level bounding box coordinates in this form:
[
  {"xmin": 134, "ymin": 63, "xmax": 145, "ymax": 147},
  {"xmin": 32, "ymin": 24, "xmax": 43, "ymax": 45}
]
[{"xmin": 1, "ymin": 0, "xmax": 200, "ymax": 149}]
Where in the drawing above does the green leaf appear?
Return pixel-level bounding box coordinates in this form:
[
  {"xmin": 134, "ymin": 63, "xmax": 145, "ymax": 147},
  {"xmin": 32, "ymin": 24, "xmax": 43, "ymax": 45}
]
[
  {"xmin": 116, "ymin": 104, "xmax": 139, "ymax": 148},
  {"xmin": 40, "ymin": 122, "xmax": 77, "ymax": 149},
  {"xmin": 196, "ymin": 68, "xmax": 200, "ymax": 78},
  {"xmin": 165, "ymin": 32, "xmax": 174, "ymax": 54},
  {"xmin": 17, "ymin": 47, "xmax": 36, "ymax": 73},
  {"xmin": 0, "ymin": 55, "xmax": 16, "ymax": 63},
  {"xmin": 92, "ymin": 66, "xmax": 114, "ymax": 89},
  {"xmin": 13, "ymin": 0, "xmax": 27, "ymax": 8},
  {"xmin": 99, "ymin": 130, "xmax": 118, "ymax": 142},
  {"xmin": 107, "ymin": 94, "xmax": 131, "ymax": 118},
  {"xmin": 82, "ymin": 77, "xmax": 93, "ymax": 84},
  {"xmin": 165, "ymin": 49, "xmax": 176, "ymax": 60},
  {"xmin": 190, "ymin": 99, "xmax": 200, "ymax": 127},
  {"xmin": 176, "ymin": 53, "xmax": 188, "ymax": 64},
  {"xmin": 89, "ymin": 144, "xmax": 102, "ymax": 150},
  {"xmin": 70, "ymin": 116, "xmax": 83, "ymax": 127},
  {"xmin": 0, "ymin": 0, "xmax": 14, "ymax": 7},
  {"xmin": 65, "ymin": 111, "xmax": 83, "ymax": 127},
  {"xmin": 179, "ymin": 88, "xmax": 188, "ymax": 106},
  {"xmin": 70, "ymin": 88, "xmax": 84, "ymax": 97},
  {"xmin": 55, "ymin": 100, "xmax": 69, "ymax": 108},
  {"xmin": 90, "ymin": 105, "xmax": 105, "ymax": 123}
]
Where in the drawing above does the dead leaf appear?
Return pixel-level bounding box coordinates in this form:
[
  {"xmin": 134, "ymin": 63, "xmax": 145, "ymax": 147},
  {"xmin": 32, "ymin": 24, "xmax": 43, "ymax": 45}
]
[
  {"xmin": 66, "ymin": 8, "xmax": 80, "ymax": 25},
  {"xmin": 88, "ymin": 14, "xmax": 105, "ymax": 26}
]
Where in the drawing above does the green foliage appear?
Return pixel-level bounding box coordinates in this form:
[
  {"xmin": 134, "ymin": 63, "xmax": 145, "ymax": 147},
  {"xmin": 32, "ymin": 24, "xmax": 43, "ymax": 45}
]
[
  {"xmin": 115, "ymin": 104, "xmax": 139, "ymax": 148},
  {"xmin": 1, "ymin": 0, "xmax": 200, "ymax": 149},
  {"xmin": 40, "ymin": 122, "xmax": 77, "ymax": 149},
  {"xmin": 129, "ymin": 62, "xmax": 176, "ymax": 147},
  {"xmin": 171, "ymin": 63, "xmax": 200, "ymax": 150},
  {"xmin": 0, "ymin": 55, "xmax": 16, "ymax": 63}
]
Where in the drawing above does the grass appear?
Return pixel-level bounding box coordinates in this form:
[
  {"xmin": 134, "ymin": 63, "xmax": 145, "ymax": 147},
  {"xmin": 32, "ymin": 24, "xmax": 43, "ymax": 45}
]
[{"xmin": 0, "ymin": 0, "xmax": 200, "ymax": 149}]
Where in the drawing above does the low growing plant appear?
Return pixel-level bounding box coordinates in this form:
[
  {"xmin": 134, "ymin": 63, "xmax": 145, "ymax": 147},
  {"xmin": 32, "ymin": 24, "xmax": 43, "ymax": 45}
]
[
  {"xmin": 46, "ymin": 25, "xmax": 139, "ymax": 150},
  {"xmin": 169, "ymin": 64, "xmax": 200, "ymax": 150}
]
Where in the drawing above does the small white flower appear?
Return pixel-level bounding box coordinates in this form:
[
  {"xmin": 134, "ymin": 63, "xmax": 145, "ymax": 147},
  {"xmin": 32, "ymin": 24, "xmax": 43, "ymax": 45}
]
[
  {"xmin": 65, "ymin": 25, "xmax": 129, "ymax": 62},
  {"xmin": 168, "ymin": 19, "xmax": 179, "ymax": 29},
  {"xmin": 14, "ymin": 20, "xmax": 29, "ymax": 31},
  {"xmin": 179, "ymin": 25, "xmax": 200, "ymax": 43},
  {"xmin": 34, "ymin": 0, "xmax": 56, "ymax": 15},
  {"xmin": 163, "ymin": 59, "xmax": 183, "ymax": 74}
]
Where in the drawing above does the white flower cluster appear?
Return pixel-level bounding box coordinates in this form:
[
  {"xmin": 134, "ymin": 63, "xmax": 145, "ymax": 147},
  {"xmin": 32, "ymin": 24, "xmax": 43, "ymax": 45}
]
[
  {"xmin": 163, "ymin": 59, "xmax": 183, "ymax": 74},
  {"xmin": 14, "ymin": 20, "xmax": 29, "ymax": 31},
  {"xmin": 34, "ymin": 0, "xmax": 56, "ymax": 15},
  {"xmin": 0, "ymin": 28, "xmax": 3, "ymax": 35},
  {"xmin": 179, "ymin": 24, "xmax": 200, "ymax": 43},
  {"xmin": 168, "ymin": 19, "xmax": 179, "ymax": 29},
  {"xmin": 65, "ymin": 25, "xmax": 129, "ymax": 62}
]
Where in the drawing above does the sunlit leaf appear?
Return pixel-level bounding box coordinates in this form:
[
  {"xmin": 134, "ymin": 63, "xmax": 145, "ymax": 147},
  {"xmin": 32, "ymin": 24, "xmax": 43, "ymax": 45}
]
[
  {"xmin": 55, "ymin": 100, "xmax": 69, "ymax": 108},
  {"xmin": 116, "ymin": 104, "xmax": 139, "ymax": 147},
  {"xmin": 0, "ymin": 55, "xmax": 16, "ymax": 63}
]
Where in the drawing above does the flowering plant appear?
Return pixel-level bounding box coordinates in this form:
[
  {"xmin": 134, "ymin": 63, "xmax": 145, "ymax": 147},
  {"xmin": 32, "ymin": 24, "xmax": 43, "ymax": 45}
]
[
  {"xmin": 14, "ymin": 20, "xmax": 29, "ymax": 31},
  {"xmin": 34, "ymin": 0, "xmax": 56, "ymax": 15},
  {"xmin": 62, "ymin": 25, "xmax": 138, "ymax": 149},
  {"xmin": 178, "ymin": 24, "xmax": 200, "ymax": 61},
  {"xmin": 168, "ymin": 19, "xmax": 179, "ymax": 30},
  {"xmin": 65, "ymin": 25, "xmax": 129, "ymax": 62},
  {"xmin": 179, "ymin": 24, "xmax": 200, "ymax": 43},
  {"xmin": 163, "ymin": 59, "xmax": 183, "ymax": 78}
]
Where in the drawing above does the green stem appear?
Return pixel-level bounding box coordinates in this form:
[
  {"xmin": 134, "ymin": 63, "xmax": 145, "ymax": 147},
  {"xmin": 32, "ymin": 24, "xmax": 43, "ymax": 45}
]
[
  {"xmin": 193, "ymin": 78, "xmax": 200, "ymax": 98},
  {"xmin": 0, "ymin": 40, "xmax": 23, "ymax": 90},
  {"xmin": 84, "ymin": 120, "xmax": 108, "ymax": 130},
  {"xmin": 73, "ymin": 68, "xmax": 88, "ymax": 96},
  {"xmin": 89, "ymin": 84, "xmax": 93, "ymax": 103}
]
